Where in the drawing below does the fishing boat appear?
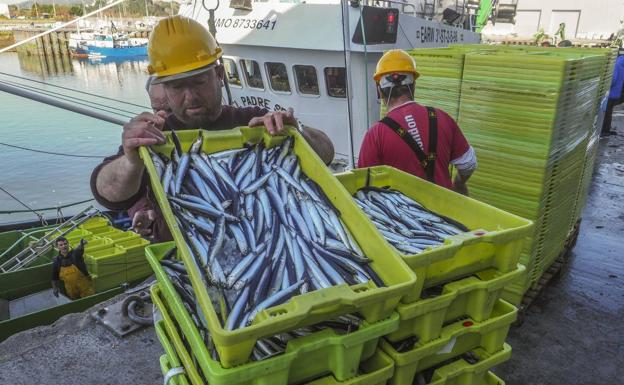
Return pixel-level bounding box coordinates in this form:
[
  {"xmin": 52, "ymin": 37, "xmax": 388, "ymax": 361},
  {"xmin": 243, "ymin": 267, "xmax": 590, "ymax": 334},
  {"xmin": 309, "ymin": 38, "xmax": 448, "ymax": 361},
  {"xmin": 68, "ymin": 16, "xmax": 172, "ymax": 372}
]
[
  {"xmin": 180, "ymin": 0, "xmax": 492, "ymax": 166},
  {"xmin": 0, "ymin": 209, "xmax": 153, "ymax": 342},
  {"xmin": 80, "ymin": 33, "xmax": 148, "ymax": 58}
]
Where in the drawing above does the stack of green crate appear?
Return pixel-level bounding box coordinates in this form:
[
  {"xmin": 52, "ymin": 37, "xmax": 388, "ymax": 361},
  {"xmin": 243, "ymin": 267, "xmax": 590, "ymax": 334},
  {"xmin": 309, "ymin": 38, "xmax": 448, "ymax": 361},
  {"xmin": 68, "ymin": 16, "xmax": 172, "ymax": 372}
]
[
  {"xmin": 334, "ymin": 166, "xmax": 530, "ymax": 385},
  {"xmin": 454, "ymin": 48, "xmax": 608, "ymax": 302},
  {"xmin": 148, "ymin": 245, "xmax": 400, "ymax": 385},
  {"xmin": 77, "ymin": 218, "xmax": 152, "ymax": 292},
  {"xmin": 408, "ymin": 48, "xmax": 468, "ymax": 120}
]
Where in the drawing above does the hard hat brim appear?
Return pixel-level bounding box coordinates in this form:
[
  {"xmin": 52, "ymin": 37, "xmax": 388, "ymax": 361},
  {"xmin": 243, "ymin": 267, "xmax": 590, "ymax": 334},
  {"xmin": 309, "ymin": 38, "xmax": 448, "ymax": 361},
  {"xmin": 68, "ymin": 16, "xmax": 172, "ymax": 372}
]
[{"xmin": 152, "ymin": 63, "xmax": 217, "ymax": 85}]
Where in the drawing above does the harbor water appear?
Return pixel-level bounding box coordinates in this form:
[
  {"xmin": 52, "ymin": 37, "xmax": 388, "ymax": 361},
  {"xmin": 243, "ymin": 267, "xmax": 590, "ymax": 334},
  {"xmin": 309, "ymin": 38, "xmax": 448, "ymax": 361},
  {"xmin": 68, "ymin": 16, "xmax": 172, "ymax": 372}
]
[{"xmin": 0, "ymin": 52, "xmax": 151, "ymax": 223}]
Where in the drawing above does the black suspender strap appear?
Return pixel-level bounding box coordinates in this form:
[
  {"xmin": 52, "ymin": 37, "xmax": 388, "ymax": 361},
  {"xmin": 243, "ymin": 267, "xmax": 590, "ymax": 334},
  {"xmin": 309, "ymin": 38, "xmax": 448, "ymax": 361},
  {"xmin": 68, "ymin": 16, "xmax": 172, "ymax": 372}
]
[
  {"xmin": 379, "ymin": 107, "xmax": 438, "ymax": 183},
  {"xmin": 425, "ymin": 107, "xmax": 438, "ymax": 182}
]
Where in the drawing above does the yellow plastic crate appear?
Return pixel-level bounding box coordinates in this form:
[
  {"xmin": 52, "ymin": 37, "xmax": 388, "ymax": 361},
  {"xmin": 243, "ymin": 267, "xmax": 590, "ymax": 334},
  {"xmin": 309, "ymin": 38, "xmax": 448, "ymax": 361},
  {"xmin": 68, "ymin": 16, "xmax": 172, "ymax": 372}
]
[
  {"xmin": 47, "ymin": 228, "xmax": 92, "ymax": 244},
  {"xmin": 78, "ymin": 216, "xmax": 111, "ymax": 231},
  {"xmin": 300, "ymin": 350, "xmax": 395, "ymax": 385},
  {"xmin": 382, "ymin": 299, "xmax": 516, "ymax": 385},
  {"xmin": 157, "ymin": 328, "xmax": 394, "ymax": 385},
  {"xmin": 387, "ymin": 265, "xmax": 524, "ymax": 343},
  {"xmin": 335, "ymin": 166, "xmax": 533, "ymax": 303},
  {"xmin": 159, "ymin": 355, "xmax": 188, "ymax": 385},
  {"xmin": 141, "ymin": 128, "xmax": 416, "ymax": 367},
  {"xmin": 151, "ymin": 279, "xmax": 399, "ymax": 385},
  {"xmin": 155, "ymin": 319, "xmax": 193, "ymax": 385},
  {"xmin": 82, "ymin": 236, "xmax": 115, "ymax": 254},
  {"xmin": 97, "ymin": 229, "xmax": 141, "ymax": 243},
  {"xmin": 114, "ymin": 237, "xmax": 151, "ymax": 259},
  {"xmin": 423, "ymin": 345, "xmax": 510, "ymax": 385}
]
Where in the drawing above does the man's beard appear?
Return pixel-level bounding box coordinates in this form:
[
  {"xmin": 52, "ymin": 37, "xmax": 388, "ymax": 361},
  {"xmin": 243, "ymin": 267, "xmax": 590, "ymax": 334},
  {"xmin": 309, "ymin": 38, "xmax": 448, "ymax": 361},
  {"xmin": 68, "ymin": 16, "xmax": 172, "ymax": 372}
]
[{"xmin": 178, "ymin": 104, "xmax": 222, "ymax": 128}]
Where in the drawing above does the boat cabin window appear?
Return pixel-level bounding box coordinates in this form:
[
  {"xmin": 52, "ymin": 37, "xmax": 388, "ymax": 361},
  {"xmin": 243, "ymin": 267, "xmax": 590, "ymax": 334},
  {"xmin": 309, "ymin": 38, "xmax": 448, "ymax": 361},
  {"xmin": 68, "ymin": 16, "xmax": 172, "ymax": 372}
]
[
  {"xmin": 324, "ymin": 67, "xmax": 346, "ymax": 98},
  {"xmin": 265, "ymin": 62, "xmax": 291, "ymax": 93},
  {"xmin": 294, "ymin": 65, "xmax": 319, "ymax": 96},
  {"xmin": 241, "ymin": 59, "xmax": 264, "ymax": 89},
  {"xmin": 223, "ymin": 58, "xmax": 242, "ymax": 87}
]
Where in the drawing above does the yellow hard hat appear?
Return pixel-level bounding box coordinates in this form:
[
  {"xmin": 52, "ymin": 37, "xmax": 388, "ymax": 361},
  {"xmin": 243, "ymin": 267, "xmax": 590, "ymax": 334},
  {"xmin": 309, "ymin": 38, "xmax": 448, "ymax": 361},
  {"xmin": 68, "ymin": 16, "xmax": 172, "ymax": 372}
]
[
  {"xmin": 373, "ymin": 49, "xmax": 420, "ymax": 83},
  {"xmin": 147, "ymin": 15, "xmax": 223, "ymax": 82}
]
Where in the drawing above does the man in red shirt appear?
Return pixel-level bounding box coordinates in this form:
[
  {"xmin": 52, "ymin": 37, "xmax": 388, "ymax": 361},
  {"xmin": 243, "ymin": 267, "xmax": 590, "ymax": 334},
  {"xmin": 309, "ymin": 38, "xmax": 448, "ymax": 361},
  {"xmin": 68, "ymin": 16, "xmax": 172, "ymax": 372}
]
[{"xmin": 358, "ymin": 50, "xmax": 476, "ymax": 194}]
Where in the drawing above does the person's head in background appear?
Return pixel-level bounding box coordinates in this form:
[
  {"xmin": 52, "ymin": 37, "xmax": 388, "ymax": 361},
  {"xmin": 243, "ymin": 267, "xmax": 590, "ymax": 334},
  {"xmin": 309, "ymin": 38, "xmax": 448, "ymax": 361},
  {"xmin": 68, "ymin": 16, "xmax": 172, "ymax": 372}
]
[{"xmin": 145, "ymin": 75, "xmax": 172, "ymax": 115}]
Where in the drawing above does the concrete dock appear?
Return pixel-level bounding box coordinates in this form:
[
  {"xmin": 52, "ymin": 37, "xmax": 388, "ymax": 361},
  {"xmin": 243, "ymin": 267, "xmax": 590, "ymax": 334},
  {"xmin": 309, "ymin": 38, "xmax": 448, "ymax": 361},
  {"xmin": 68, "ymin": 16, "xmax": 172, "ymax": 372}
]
[{"xmin": 0, "ymin": 111, "xmax": 622, "ymax": 385}]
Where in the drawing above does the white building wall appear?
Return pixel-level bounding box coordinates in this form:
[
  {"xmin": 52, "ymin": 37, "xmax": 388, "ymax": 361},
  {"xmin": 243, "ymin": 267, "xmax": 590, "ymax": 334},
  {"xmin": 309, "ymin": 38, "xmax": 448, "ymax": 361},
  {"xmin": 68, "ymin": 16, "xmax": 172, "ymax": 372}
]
[
  {"xmin": 0, "ymin": 4, "xmax": 10, "ymax": 18},
  {"xmin": 482, "ymin": 0, "xmax": 624, "ymax": 39}
]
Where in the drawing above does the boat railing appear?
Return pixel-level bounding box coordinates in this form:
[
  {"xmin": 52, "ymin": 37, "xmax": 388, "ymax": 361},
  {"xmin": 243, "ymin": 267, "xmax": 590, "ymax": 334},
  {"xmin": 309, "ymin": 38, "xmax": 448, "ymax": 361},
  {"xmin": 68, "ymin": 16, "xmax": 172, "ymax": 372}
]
[{"xmin": 360, "ymin": 0, "xmax": 417, "ymax": 16}]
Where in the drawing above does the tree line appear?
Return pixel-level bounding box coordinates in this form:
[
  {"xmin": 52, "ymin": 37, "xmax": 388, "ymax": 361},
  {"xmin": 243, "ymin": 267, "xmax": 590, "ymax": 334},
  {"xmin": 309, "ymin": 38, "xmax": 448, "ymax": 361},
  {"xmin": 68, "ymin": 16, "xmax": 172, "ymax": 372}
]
[{"xmin": 6, "ymin": 1, "xmax": 179, "ymax": 20}]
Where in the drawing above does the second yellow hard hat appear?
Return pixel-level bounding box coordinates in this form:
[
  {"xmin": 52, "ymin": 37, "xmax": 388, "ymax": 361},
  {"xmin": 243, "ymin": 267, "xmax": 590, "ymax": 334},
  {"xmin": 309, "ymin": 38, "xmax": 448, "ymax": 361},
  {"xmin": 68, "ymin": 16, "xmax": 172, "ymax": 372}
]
[{"xmin": 373, "ymin": 49, "xmax": 420, "ymax": 83}]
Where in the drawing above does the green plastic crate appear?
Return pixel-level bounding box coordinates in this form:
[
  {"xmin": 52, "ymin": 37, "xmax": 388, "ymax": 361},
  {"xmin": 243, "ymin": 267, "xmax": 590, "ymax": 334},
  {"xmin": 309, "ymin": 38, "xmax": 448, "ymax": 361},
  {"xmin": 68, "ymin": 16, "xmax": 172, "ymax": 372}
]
[
  {"xmin": 85, "ymin": 246, "xmax": 127, "ymax": 276},
  {"xmin": 82, "ymin": 237, "xmax": 115, "ymax": 254},
  {"xmin": 301, "ymin": 350, "xmax": 395, "ymax": 385},
  {"xmin": 387, "ymin": 265, "xmax": 524, "ymax": 343},
  {"xmin": 335, "ymin": 166, "xmax": 533, "ymax": 303},
  {"xmin": 159, "ymin": 355, "xmax": 188, "ymax": 385},
  {"xmin": 97, "ymin": 229, "xmax": 141, "ymax": 243},
  {"xmin": 423, "ymin": 345, "xmax": 510, "ymax": 385},
  {"xmin": 156, "ymin": 319, "xmax": 193, "ymax": 385},
  {"xmin": 46, "ymin": 228, "xmax": 91, "ymax": 242},
  {"xmin": 78, "ymin": 216, "xmax": 111, "ymax": 231},
  {"xmin": 151, "ymin": 279, "xmax": 399, "ymax": 385},
  {"xmin": 157, "ymin": 337, "xmax": 394, "ymax": 385},
  {"xmin": 140, "ymin": 127, "xmax": 416, "ymax": 367},
  {"xmin": 382, "ymin": 299, "xmax": 516, "ymax": 385},
  {"xmin": 155, "ymin": 312, "xmax": 203, "ymax": 385},
  {"xmin": 114, "ymin": 237, "xmax": 151, "ymax": 259}
]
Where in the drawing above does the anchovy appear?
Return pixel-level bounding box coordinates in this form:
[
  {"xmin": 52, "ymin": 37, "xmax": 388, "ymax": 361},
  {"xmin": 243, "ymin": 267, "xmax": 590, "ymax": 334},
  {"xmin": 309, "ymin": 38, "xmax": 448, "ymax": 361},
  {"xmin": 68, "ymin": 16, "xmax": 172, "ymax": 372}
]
[
  {"xmin": 156, "ymin": 133, "xmax": 385, "ymax": 334},
  {"xmin": 353, "ymin": 187, "xmax": 468, "ymax": 255}
]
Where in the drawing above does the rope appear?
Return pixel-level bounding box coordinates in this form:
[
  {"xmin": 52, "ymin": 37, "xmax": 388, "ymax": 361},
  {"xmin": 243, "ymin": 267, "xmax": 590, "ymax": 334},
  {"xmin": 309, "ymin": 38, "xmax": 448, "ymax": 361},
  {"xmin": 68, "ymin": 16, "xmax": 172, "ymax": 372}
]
[
  {"xmin": 0, "ymin": 80, "xmax": 137, "ymax": 120},
  {"xmin": 0, "ymin": 71, "xmax": 151, "ymax": 110},
  {"xmin": 0, "ymin": 142, "xmax": 108, "ymax": 158},
  {"xmin": 0, "ymin": 186, "xmax": 46, "ymax": 223},
  {"xmin": 0, "ymin": 198, "xmax": 95, "ymax": 214},
  {"xmin": 0, "ymin": 78, "xmax": 142, "ymax": 117}
]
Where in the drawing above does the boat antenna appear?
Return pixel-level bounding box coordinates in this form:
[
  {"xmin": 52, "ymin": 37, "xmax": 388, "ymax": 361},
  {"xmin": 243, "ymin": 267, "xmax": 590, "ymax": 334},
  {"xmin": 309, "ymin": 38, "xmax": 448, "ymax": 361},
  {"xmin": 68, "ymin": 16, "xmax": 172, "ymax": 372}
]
[{"xmin": 0, "ymin": 0, "xmax": 129, "ymax": 54}]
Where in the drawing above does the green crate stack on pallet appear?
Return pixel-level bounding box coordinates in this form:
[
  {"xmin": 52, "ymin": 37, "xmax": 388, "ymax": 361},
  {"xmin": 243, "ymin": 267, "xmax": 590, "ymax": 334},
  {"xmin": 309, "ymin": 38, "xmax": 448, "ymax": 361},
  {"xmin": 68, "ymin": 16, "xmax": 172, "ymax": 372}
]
[
  {"xmin": 334, "ymin": 166, "xmax": 531, "ymax": 385},
  {"xmin": 453, "ymin": 47, "xmax": 611, "ymax": 302},
  {"xmin": 408, "ymin": 48, "xmax": 468, "ymax": 120}
]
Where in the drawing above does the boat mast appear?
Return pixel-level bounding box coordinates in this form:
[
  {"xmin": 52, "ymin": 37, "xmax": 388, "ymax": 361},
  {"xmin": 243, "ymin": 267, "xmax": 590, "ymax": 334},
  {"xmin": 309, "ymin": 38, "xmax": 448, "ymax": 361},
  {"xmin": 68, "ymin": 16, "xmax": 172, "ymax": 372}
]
[{"xmin": 341, "ymin": 1, "xmax": 356, "ymax": 169}]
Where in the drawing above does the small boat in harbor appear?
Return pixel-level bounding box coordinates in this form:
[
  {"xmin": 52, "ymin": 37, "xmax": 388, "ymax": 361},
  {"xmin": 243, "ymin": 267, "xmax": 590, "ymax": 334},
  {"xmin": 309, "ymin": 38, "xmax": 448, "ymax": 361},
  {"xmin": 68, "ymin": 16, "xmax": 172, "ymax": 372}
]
[{"xmin": 70, "ymin": 32, "xmax": 148, "ymax": 58}]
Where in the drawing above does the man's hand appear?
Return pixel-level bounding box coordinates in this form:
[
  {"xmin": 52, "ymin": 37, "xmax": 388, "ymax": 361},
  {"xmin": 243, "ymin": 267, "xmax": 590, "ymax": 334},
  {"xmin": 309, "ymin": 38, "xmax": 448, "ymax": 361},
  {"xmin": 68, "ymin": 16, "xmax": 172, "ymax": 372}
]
[
  {"xmin": 131, "ymin": 209, "xmax": 156, "ymax": 236},
  {"xmin": 79, "ymin": 238, "xmax": 88, "ymax": 247},
  {"xmin": 453, "ymin": 176, "xmax": 469, "ymax": 196},
  {"xmin": 248, "ymin": 107, "xmax": 297, "ymax": 136},
  {"xmin": 52, "ymin": 285, "xmax": 59, "ymax": 298},
  {"xmin": 122, "ymin": 111, "xmax": 167, "ymax": 164}
]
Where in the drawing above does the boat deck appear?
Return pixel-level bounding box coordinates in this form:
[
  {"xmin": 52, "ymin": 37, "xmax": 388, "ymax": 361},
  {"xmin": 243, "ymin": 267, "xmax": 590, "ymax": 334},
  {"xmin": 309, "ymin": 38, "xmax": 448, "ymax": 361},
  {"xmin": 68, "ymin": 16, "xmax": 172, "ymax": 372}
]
[{"xmin": 0, "ymin": 110, "xmax": 622, "ymax": 385}]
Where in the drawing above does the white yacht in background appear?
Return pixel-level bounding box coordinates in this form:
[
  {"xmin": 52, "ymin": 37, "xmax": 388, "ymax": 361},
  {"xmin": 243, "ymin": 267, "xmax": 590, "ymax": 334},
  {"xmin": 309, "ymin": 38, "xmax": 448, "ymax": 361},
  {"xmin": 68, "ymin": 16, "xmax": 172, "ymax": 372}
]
[{"xmin": 180, "ymin": 0, "xmax": 481, "ymax": 166}]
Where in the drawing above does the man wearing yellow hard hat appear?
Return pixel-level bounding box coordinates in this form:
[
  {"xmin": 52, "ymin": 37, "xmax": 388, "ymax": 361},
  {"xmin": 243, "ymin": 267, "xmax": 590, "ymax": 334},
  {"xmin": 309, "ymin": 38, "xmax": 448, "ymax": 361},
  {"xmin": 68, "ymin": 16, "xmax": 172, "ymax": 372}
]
[
  {"xmin": 358, "ymin": 50, "xmax": 476, "ymax": 194},
  {"xmin": 90, "ymin": 16, "xmax": 334, "ymax": 241}
]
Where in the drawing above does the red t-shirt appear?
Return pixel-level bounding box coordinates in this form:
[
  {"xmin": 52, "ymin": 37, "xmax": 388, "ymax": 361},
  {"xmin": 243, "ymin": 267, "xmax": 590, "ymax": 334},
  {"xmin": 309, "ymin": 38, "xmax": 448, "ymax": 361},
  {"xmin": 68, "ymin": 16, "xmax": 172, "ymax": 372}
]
[{"xmin": 358, "ymin": 102, "xmax": 470, "ymax": 189}]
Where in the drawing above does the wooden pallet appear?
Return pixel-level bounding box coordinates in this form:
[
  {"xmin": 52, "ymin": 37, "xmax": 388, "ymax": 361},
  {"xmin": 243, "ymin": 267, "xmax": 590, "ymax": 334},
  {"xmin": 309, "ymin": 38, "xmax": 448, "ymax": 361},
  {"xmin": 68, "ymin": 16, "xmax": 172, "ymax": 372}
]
[{"xmin": 515, "ymin": 219, "xmax": 582, "ymax": 324}]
